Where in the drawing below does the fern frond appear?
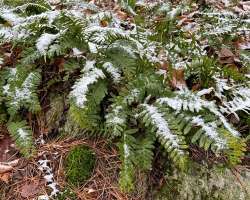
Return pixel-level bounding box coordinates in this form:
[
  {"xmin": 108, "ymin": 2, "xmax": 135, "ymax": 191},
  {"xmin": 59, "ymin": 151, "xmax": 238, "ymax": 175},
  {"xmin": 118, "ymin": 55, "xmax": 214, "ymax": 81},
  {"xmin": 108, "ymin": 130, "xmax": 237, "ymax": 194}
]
[
  {"xmin": 7, "ymin": 121, "xmax": 35, "ymax": 157},
  {"xmin": 157, "ymin": 89, "xmax": 240, "ymax": 137},
  {"xmin": 118, "ymin": 130, "xmax": 137, "ymax": 192},
  {"xmin": 139, "ymin": 104, "xmax": 187, "ymax": 167},
  {"xmin": 3, "ymin": 68, "xmax": 41, "ymax": 115},
  {"xmin": 105, "ymin": 102, "xmax": 127, "ymax": 138},
  {"xmin": 69, "ymin": 60, "xmax": 107, "ymax": 128},
  {"xmin": 70, "ymin": 60, "xmax": 105, "ymax": 109},
  {"xmin": 221, "ymin": 86, "xmax": 250, "ymax": 120}
]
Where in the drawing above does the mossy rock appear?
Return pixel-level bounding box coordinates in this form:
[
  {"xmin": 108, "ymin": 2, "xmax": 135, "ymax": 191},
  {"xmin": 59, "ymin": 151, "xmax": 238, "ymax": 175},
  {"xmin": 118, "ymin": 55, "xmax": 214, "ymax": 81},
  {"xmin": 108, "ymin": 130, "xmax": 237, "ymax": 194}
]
[
  {"xmin": 64, "ymin": 145, "xmax": 96, "ymax": 186},
  {"xmin": 154, "ymin": 163, "xmax": 250, "ymax": 200}
]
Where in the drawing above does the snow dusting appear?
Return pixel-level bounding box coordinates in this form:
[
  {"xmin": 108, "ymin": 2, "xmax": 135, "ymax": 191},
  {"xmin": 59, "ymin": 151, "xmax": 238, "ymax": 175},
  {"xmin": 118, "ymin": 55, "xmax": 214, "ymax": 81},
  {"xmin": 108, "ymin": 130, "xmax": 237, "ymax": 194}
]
[
  {"xmin": 103, "ymin": 62, "xmax": 121, "ymax": 83},
  {"xmin": 142, "ymin": 104, "xmax": 182, "ymax": 151},
  {"xmin": 70, "ymin": 61, "xmax": 105, "ymax": 108},
  {"xmin": 36, "ymin": 33, "xmax": 60, "ymax": 54},
  {"xmin": 17, "ymin": 128, "xmax": 28, "ymax": 140},
  {"xmin": 191, "ymin": 116, "xmax": 227, "ymax": 149}
]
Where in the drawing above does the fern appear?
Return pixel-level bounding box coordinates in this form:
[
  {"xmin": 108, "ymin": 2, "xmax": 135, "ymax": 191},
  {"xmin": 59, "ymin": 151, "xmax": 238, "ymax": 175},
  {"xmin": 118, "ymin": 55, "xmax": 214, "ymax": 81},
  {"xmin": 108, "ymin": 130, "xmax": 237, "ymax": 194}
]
[
  {"xmin": 0, "ymin": 0, "xmax": 249, "ymax": 194},
  {"xmin": 2, "ymin": 67, "xmax": 41, "ymax": 115},
  {"xmin": 139, "ymin": 104, "xmax": 188, "ymax": 168},
  {"xmin": 7, "ymin": 120, "xmax": 35, "ymax": 157}
]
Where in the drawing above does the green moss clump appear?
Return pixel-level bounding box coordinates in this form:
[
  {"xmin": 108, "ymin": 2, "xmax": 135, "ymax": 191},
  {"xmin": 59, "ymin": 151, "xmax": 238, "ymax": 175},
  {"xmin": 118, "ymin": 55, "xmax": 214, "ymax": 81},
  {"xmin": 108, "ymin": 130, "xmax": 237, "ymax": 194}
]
[{"xmin": 64, "ymin": 145, "xmax": 96, "ymax": 186}]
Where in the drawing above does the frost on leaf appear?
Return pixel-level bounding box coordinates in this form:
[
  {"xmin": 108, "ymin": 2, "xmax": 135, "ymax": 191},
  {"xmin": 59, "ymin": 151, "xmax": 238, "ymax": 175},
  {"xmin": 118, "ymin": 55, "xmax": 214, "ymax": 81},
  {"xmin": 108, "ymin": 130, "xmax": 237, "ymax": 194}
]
[
  {"xmin": 141, "ymin": 104, "xmax": 183, "ymax": 153},
  {"xmin": 17, "ymin": 128, "xmax": 28, "ymax": 140},
  {"xmin": 157, "ymin": 89, "xmax": 240, "ymax": 137},
  {"xmin": 103, "ymin": 62, "xmax": 121, "ymax": 83},
  {"xmin": 36, "ymin": 33, "xmax": 60, "ymax": 54},
  {"xmin": 191, "ymin": 116, "xmax": 227, "ymax": 150},
  {"xmin": 70, "ymin": 60, "xmax": 105, "ymax": 108}
]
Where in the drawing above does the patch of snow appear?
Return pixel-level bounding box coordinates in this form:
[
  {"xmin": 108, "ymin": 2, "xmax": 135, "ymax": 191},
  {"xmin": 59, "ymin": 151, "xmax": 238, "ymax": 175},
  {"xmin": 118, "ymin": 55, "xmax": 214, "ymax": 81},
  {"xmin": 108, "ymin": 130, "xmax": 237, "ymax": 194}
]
[
  {"xmin": 123, "ymin": 143, "xmax": 130, "ymax": 159},
  {"xmin": 88, "ymin": 42, "xmax": 98, "ymax": 53},
  {"xmin": 37, "ymin": 195, "xmax": 49, "ymax": 200},
  {"xmin": 38, "ymin": 158, "xmax": 59, "ymax": 198},
  {"xmin": 1, "ymin": 11, "xmax": 23, "ymax": 26},
  {"xmin": 106, "ymin": 105, "xmax": 125, "ymax": 125}
]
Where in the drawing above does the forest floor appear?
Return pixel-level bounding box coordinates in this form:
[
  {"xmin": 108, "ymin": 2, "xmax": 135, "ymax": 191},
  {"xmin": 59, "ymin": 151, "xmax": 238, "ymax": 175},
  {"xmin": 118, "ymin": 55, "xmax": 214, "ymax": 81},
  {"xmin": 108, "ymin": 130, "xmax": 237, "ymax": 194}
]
[{"xmin": 0, "ymin": 0, "xmax": 250, "ymax": 200}]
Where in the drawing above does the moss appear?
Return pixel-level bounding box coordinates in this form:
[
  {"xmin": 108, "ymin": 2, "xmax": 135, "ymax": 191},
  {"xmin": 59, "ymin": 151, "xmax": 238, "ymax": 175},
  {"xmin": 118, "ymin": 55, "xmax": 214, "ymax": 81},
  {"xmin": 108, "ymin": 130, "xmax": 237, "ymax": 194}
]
[
  {"xmin": 64, "ymin": 145, "xmax": 96, "ymax": 186},
  {"xmin": 54, "ymin": 188, "xmax": 77, "ymax": 200}
]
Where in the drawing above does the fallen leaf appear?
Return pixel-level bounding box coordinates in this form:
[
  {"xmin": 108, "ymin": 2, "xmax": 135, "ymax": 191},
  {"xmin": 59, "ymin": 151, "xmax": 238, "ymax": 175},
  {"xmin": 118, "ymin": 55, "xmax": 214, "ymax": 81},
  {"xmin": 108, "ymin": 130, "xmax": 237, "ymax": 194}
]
[
  {"xmin": 238, "ymin": 41, "xmax": 250, "ymax": 50},
  {"xmin": 117, "ymin": 11, "xmax": 127, "ymax": 20},
  {"xmin": 219, "ymin": 48, "xmax": 234, "ymax": 58},
  {"xmin": 160, "ymin": 61, "xmax": 169, "ymax": 70},
  {"xmin": 53, "ymin": 57, "xmax": 65, "ymax": 72},
  {"xmin": 170, "ymin": 68, "xmax": 187, "ymax": 89},
  {"xmin": 219, "ymin": 48, "xmax": 235, "ymax": 64},
  {"xmin": 87, "ymin": 188, "xmax": 95, "ymax": 193},
  {"xmin": 0, "ymin": 172, "xmax": 11, "ymax": 183},
  {"xmin": 20, "ymin": 180, "xmax": 41, "ymax": 198},
  {"xmin": 100, "ymin": 20, "xmax": 109, "ymax": 27}
]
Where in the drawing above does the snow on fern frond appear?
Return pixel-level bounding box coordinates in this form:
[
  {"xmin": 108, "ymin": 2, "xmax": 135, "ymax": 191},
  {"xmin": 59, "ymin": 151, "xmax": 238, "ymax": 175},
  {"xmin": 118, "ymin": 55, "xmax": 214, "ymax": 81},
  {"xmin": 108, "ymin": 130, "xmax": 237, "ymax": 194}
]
[
  {"xmin": 141, "ymin": 104, "xmax": 182, "ymax": 151},
  {"xmin": 1, "ymin": 10, "xmax": 23, "ymax": 25},
  {"xmin": 17, "ymin": 128, "xmax": 28, "ymax": 140},
  {"xmin": 106, "ymin": 105, "xmax": 126, "ymax": 125},
  {"xmin": 205, "ymin": 103, "xmax": 240, "ymax": 137},
  {"xmin": 36, "ymin": 33, "xmax": 60, "ymax": 54},
  {"xmin": 105, "ymin": 105, "xmax": 126, "ymax": 138},
  {"xmin": 4, "ymin": 71, "xmax": 40, "ymax": 111},
  {"xmin": 197, "ymin": 88, "xmax": 214, "ymax": 96},
  {"xmin": 0, "ymin": 9, "xmax": 60, "ymax": 41},
  {"xmin": 213, "ymin": 77, "xmax": 232, "ymax": 99},
  {"xmin": 157, "ymin": 89, "xmax": 205, "ymax": 112},
  {"xmin": 123, "ymin": 141, "xmax": 130, "ymax": 160},
  {"xmin": 12, "ymin": 73, "xmax": 37, "ymax": 105},
  {"xmin": 103, "ymin": 62, "xmax": 121, "ymax": 83},
  {"xmin": 191, "ymin": 116, "xmax": 227, "ymax": 150},
  {"xmin": 157, "ymin": 89, "xmax": 240, "ymax": 137},
  {"xmin": 70, "ymin": 60, "xmax": 105, "ymax": 108},
  {"xmin": 123, "ymin": 88, "xmax": 140, "ymax": 105},
  {"xmin": 221, "ymin": 87, "xmax": 250, "ymax": 119}
]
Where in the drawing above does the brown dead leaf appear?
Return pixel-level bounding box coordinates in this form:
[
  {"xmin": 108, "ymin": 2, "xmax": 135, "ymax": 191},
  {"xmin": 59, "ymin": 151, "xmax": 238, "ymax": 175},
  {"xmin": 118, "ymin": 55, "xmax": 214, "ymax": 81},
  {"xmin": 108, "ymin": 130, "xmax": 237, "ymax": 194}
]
[
  {"xmin": 0, "ymin": 172, "xmax": 11, "ymax": 183},
  {"xmin": 100, "ymin": 20, "xmax": 109, "ymax": 27},
  {"xmin": 240, "ymin": 1, "xmax": 250, "ymax": 11},
  {"xmin": 219, "ymin": 48, "xmax": 235, "ymax": 64},
  {"xmin": 116, "ymin": 11, "xmax": 128, "ymax": 20},
  {"xmin": 192, "ymin": 83, "xmax": 201, "ymax": 91},
  {"xmin": 238, "ymin": 41, "xmax": 250, "ymax": 50},
  {"xmin": 219, "ymin": 48, "xmax": 234, "ymax": 58},
  {"xmin": 20, "ymin": 180, "xmax": 41, "ymax": 198},
  {"xmin": 160, "ymin": 61, "xmax": 169, "ymax": 71},
  {"xmin": 170, "ymin": 68, "xmax": 187, "ymax": 89},
  {"xmin": 53, "ymin": 57, "xmax": 65, "ymax": 72}
]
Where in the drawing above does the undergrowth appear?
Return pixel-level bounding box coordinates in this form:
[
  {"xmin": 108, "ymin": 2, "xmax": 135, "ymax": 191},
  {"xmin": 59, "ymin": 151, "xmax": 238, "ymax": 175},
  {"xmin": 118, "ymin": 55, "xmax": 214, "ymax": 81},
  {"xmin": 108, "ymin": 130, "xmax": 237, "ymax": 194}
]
[{"xmin": 0, "ymin": 0, "xmax": 249, "ymax": 196}]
